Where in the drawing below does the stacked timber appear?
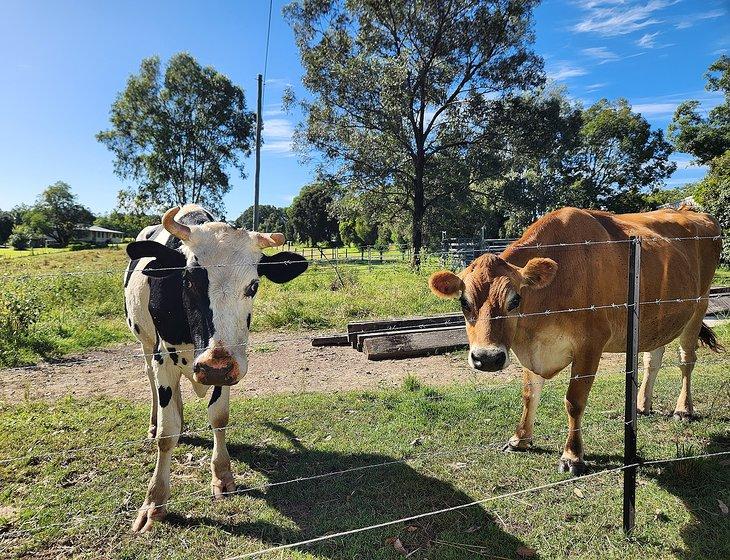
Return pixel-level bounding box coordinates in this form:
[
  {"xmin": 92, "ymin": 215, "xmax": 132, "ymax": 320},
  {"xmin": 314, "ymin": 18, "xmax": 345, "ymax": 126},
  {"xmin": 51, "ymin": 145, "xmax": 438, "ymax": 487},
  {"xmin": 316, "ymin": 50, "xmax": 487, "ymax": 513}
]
[{"xmin": 310, "ymin": 285, "xmax": 730, "ymax": 361}]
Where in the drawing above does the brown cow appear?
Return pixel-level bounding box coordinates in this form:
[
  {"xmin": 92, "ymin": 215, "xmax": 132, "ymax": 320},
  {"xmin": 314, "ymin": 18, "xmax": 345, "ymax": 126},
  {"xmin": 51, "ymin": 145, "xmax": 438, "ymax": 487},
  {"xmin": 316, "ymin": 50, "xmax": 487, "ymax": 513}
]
[{"xmin": 429, "ymin": 206, "xmax": 723, "ymax": 475}]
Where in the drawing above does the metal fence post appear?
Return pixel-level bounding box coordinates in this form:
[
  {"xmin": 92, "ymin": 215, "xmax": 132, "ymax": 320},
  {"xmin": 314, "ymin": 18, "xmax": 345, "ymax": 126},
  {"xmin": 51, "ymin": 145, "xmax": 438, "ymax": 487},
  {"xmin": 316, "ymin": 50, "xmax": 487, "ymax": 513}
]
[{"xmin": 623, "ymin": 236, "xmax": 641, "ymax": 534}]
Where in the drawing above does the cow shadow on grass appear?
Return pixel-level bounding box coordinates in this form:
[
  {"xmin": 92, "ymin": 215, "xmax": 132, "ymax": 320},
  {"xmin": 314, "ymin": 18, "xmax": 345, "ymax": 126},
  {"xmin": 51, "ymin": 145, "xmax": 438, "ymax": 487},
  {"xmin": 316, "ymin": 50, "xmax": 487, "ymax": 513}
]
[
  {"xmin": 646, "ymin": 432, "xmax": 730, "ymax": 560},
  {"xmin": 175, "ymin": 423, "xmax": 533, "ymax": 559}
]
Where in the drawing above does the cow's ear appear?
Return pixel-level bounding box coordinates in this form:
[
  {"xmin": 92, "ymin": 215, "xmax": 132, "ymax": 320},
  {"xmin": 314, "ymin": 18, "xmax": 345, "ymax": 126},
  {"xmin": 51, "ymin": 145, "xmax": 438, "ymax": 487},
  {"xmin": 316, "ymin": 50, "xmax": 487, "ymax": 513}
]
[
  {"xmin": 429, "ymin": 270, "xmax": 463, "ymax": 299},
  {"xmin": 518, "ymin": 258, "xmax": 558, "ymax": 289},
  {"xmin": 258, "ymin": 251, "xmax": 308, "ymax": 283},
  {"xmin": 127, "ymin": 241, "xmax": 187, "ymax": 277}
]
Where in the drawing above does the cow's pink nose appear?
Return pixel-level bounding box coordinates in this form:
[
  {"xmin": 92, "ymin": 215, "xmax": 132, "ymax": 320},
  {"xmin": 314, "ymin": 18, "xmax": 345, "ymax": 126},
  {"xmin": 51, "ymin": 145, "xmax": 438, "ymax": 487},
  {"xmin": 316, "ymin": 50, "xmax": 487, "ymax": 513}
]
[{"xmin": 193, "ymin": 346, "xmax": 240, "ymax": 385}]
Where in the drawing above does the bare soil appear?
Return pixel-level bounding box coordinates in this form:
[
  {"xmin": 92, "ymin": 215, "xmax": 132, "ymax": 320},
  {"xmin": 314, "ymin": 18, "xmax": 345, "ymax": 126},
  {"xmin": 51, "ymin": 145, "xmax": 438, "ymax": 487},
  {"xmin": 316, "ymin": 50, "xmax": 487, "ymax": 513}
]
[{"xmin": 0, "ymin": 333, "xmax": 538, "ymax": 403}]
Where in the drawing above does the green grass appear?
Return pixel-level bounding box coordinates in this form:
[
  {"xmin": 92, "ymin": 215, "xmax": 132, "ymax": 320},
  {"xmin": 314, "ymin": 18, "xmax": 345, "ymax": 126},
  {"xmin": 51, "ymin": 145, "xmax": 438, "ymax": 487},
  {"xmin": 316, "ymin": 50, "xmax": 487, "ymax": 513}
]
[
  {"xmin": 0, "ymin": 247, "xmax": 452, "ymax": 367},
  {"xmin": 714, "ymin": 267, "xmax": 730, "ymax": 286},
  {"xmin": 0, "ymin": 247, "xmax": 70, "ymax": 258},
  {"xmin": 0, "ymin": 340, "xmax": 728, "ymax": 559}
]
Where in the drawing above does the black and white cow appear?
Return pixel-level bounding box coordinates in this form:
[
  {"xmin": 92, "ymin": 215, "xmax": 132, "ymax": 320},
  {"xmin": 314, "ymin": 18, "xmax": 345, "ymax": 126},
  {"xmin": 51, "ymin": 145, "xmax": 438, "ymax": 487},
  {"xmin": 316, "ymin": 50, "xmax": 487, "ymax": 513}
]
[{"xmin": 124, "ymin": 204, "xmax": 307, "ymax": 532}]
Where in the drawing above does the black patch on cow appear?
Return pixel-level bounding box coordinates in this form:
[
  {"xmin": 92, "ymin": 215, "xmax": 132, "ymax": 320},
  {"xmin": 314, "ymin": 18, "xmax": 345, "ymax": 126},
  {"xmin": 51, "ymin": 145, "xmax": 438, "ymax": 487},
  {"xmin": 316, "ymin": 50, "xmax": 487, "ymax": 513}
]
[
  {"xmin": 181, "ymin": 357, "xmax": 188, "ymax": 365},
  {"xmin": 127, "ymin": 241, "xmax": 187, "ymax": 277},
  {"xmin": 258, "ymin": 252, "xmax": 308, "ymax": 284},
  {"xmin": 181, "ymin": 262, "xmax": 215, "ymax": 359},
  {"xmin": 208, "ymin": 385, "xmax": 222, "ymax": 407},
  {"xmin": 245, "ymin": 279, "xmax": 259, "ymax": 297},
  {"xmin": 134, "ymin": 323, "xmax": 140, "ymax": 334},
  {"xmin": 246, "ymin": 313, "xmax": 251, "ymax": 329},
  {"xmin": 153, "ymin": 332, "xmax": 164, "ymax": 364},
  {"xmin": 124, "ymin": 259, "xmax": 140, "ymax": 287},
  {"xmin": 158, "ymin": 386, "xmax": 173, "ymax": 408},
  {"xmin": 179, "ymin": 209, "xmax": 215, "ymax": 225},
  {"xmin": 145, "ymin": 225, "xmax": 162, "ymax": 240},
  {"xmin": 168, "ymin": 347, "xmax": 179, "ymax": 365}
]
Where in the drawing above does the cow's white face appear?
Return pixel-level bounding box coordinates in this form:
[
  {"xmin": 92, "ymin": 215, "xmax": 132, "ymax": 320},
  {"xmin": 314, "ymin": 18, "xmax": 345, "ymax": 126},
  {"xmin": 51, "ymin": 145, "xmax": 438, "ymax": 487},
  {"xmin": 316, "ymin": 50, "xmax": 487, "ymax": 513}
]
[
  {"xmin": 133, "ymin": 206, "xmax": 307, "ymax": 386},
  {"xmin": 181, "ymin": 222, "xmax": 265, "ymax": 385}
]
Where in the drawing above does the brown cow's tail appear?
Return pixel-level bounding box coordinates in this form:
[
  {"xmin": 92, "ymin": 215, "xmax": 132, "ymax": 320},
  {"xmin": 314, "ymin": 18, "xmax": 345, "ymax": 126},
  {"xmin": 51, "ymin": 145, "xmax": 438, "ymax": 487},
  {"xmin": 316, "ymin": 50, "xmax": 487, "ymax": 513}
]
[{"xmin": 699, "ymin": 323, "xmax": 725, "ymax": 353}]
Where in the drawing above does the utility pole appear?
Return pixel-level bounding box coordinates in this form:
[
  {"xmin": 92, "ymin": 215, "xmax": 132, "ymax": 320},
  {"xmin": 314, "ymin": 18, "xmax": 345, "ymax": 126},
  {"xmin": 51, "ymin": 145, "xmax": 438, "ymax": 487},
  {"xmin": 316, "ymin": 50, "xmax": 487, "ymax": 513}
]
[{"xmin": 253, "ymin": 73, "xmax": 263, "ymax": 230}]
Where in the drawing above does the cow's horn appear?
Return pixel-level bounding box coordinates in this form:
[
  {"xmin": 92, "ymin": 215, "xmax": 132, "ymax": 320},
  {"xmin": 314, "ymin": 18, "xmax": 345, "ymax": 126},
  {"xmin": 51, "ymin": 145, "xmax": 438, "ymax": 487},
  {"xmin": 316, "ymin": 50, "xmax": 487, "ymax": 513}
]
[{"xmin": 163, "ymin": 207, "xmax": 191, "ymax": 241}]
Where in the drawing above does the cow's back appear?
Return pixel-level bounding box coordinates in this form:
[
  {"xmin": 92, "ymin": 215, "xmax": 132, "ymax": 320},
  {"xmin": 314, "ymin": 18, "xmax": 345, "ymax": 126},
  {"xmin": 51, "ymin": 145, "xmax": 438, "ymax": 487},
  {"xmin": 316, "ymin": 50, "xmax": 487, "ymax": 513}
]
[{"xmin": 502, "ymin": 207, "xmax": 721, "ymax": 354}]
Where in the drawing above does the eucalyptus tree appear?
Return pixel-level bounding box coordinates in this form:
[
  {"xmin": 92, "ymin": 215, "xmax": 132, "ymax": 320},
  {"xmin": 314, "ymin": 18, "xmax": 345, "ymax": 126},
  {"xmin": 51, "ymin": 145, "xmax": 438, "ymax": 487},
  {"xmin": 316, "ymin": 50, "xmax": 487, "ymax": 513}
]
[
  {"xmin": 285, "ymin": 0, "xmax": 543, "ymax": 265},
  {"xmin": 97, "ymin": 53, "xmax": 256, "ymax": 215}
]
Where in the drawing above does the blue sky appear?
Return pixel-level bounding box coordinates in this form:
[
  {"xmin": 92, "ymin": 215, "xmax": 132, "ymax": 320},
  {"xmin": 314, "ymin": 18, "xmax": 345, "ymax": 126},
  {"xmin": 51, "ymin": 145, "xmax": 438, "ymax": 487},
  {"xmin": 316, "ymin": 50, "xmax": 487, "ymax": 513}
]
[{"xmin": 0, "ymin": 0, "xmax": 727, "ymax": 218}]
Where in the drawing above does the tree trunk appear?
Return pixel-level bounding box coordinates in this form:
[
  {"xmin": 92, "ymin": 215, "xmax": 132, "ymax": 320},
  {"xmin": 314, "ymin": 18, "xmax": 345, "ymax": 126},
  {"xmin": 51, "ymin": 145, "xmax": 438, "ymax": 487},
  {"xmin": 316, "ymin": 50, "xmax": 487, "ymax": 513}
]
[{"xmin": 411, "ymin": 172, "xmax": 425, "ymax": 269}]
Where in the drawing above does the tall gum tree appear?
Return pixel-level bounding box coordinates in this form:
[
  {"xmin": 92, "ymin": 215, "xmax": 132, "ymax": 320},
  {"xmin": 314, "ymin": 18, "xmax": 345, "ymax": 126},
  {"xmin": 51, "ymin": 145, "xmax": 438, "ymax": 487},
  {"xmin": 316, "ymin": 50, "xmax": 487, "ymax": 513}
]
[{"xmin": 285, "ymin": 0, "xmax": 543, "ymax": 266}]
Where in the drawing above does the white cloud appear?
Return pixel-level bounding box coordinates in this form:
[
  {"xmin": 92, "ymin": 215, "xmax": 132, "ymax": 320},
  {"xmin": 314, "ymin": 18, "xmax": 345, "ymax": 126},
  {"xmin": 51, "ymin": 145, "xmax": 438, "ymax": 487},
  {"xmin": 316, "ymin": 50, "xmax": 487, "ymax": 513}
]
[
  {"xmin": 262, "ymin": 117, "xmax": 294, "ymax": 156},
  {"xmin": 675, "ymin": 9, "xmax": 725, "ymax": 29},
  {"xmin": 573, "ymin": 0, "xmax": 676, "ymax": 37},
  {"xmin": 582, "ymin": 46, "xmax": 620, "ymax": 62},
  {"xmin": 637, "ymin": 31, "xmax": 659, "ymax": 48},
  {"xmin": 547, "ymin": 61, "xmax": 588, "ymax": 81},
  {"xmin": 585, "ymin": 82, "xmax": 609, "ymax": 92},
  {"xmin": 631, "ymin": 102, "xmax": 678, "ymax": 117}
]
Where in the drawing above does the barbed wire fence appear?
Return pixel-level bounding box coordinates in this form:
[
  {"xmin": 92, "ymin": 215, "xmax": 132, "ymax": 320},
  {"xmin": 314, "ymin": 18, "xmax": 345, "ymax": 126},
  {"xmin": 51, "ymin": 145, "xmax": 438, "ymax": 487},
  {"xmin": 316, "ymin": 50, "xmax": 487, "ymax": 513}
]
[{"xmin": 0, "ymin": 233, "xmax": 728, "ymax": 556}]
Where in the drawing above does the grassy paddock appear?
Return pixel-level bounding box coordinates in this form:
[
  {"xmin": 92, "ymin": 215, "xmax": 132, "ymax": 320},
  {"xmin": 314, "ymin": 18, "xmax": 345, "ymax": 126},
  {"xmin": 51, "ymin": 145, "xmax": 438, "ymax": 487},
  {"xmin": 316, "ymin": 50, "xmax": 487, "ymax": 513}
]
[{"xmin": 0, "ymin": 337, "xmax": 728, "ymax": 559}]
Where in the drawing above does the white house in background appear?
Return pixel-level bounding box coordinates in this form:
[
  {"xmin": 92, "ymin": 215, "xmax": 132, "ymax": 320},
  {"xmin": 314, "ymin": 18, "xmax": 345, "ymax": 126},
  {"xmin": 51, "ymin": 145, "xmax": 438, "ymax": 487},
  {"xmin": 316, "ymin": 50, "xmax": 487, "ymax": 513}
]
[{"xmin": 73, "ymin": 225, "xmax": 124, "ymax": 245}]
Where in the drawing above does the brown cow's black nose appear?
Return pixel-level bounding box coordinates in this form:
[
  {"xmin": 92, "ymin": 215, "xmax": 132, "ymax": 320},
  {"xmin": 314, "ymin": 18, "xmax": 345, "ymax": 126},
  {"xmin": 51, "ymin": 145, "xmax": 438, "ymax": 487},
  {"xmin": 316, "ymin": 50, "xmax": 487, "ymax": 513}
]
[{"xmin": 471, "ymin": 348, "xmax": 506, "ymax": 372}]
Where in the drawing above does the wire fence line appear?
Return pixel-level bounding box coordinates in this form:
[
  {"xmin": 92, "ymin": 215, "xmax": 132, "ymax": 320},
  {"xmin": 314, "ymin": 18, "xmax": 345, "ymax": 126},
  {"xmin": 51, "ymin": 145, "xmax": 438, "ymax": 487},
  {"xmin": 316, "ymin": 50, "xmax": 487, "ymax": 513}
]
[
  {"xmin": 1, "ymin": 413, "xmax": 715, "ymax": 541},
  {"xmin": 0, "ymin": 234, "xmax": 724, "ymax": 281},
  {"xmin": 3, "ymin": 355, "xmax": 727, "ymax": 468},
  {"xmin": 223, "ymin": 450, "xmax": 730, "ymax": 560}
]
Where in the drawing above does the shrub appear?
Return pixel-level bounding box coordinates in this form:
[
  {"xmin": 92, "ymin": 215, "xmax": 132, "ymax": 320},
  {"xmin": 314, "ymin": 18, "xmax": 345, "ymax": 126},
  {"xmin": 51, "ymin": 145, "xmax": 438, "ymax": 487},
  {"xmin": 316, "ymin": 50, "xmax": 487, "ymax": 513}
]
[
  {"xmin": 69, "ymin": 242, "xmax": 96, "ymax": 252},
  {"xmin": 9, "ymin": 231, "xmax": 30, "ymax": 250}
]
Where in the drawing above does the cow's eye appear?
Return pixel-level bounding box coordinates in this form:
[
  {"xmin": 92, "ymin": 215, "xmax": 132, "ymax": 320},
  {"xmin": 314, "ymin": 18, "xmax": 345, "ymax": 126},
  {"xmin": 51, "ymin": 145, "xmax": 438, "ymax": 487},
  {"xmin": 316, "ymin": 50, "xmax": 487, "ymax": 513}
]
[
  {"xmin": 460, "ymin": 294, "xmax": 475, "ymax": 323},
  {"xmin": 507, "ymin": 293, "xmax": 521, "ymax": 311}
]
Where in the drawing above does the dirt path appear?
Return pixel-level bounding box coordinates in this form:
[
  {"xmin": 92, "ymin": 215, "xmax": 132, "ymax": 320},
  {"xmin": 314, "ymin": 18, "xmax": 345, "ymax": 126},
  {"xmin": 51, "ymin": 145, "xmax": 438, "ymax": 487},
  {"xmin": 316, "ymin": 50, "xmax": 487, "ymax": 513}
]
[{"xmin": 0, "ymin": 333, "xmax": 518, "ymax": 403}]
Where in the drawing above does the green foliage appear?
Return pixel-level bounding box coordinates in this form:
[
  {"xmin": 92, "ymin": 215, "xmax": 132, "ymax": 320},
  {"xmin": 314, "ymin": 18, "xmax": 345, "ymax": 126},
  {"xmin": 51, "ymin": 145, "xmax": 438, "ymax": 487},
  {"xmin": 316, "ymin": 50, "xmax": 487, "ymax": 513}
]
[
  {"xmin": 8, "ymin": 226, "xmax": 31, "ymax": 250},
  {"xmin": 234, "ymin": 204, "xmax": 290, "ymax": 236},
  {"xmin": 97, "ymin": 53, "xmax": 256, "ymax": 215},
  {"xmin": 22, "ymin": 181, "xmax": 94, "ymax": 247},
  {"xmin": 287, "ymin": 182, "xmax": 340, "ymax": 244},
  {"xmin": 569, "ymin": 98, "xmax": 676, "ymax": 211},
  {"xmin": 94, "ymin": 211, "xmax": 159, "ymax": 238},
  {"xmin": 695, "ymin": 151, "xmax": 730, "ymax": 264},
  {"xmin": 285, "ymin": 0, "xmax": 543, "ymax": 263},
  {"xmin": 0, "ymin": 211, "xmax": 13, "ymax": 244},
  {"xmin": 669, "ymin": 55, "xmax": 730, "ymax": 165}
]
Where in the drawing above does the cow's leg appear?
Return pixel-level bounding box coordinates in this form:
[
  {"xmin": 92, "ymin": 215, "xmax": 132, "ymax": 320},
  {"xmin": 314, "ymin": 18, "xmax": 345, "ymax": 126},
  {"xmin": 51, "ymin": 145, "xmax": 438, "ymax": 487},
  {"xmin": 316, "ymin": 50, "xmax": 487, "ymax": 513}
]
[
  {"xmin": 142, "ymin": 346, "xmax": 158, "ymax": 439},
  {"xmin": 207, "ymin": 385, "xmax": 236, "ymax": 498},
  {"xmin": 637, "ymin": 346, "xmax": 665, "ymax": 415},
  {"xmin": 673, "ymin": 310, "xmax": 706, "ymax": 421},
  {"xmin": 132, "ymin": 363, "xmax": 182, "ymax": 533},
  {"xmin": 503, "ymin": 368, "xmax": 545, "ymax": 452},
  {"xmin": 559, "ymin": 351, "xmax": 601, "ymax": 476}
]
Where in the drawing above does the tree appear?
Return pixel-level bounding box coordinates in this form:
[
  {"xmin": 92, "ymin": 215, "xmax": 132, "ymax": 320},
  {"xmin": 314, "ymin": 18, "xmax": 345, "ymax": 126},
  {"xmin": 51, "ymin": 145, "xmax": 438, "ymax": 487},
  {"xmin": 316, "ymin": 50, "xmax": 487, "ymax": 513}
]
[
  {"xmin": 566, "ymin": 99, "xmax": 676, "ymax": 211},
  {"xmin": 24, "ymin": 182, "xmax": 94, "ymax": 246},
  {"xmin": 694, "ymin": 151, "xmax": 730, "ymax": 264},
  {"xmin": 0, "ymin": 212, "xmax": 13, "ymax": 245},
  {"xmin": 234, "ymin": 205, "xmax": 289, "ymax": 234},
  {"xmin": 8, "ymin": 226, "xmax": 31, "ymax": 251},
  {"xmin": 97, "ymin": 53, "xmax": 256, "ymax": 215},
  {"xmin": 94, "ymin": 211, "xmax": 160, "ymax": 239},
  {"xmin": 669, "ymin": 55, "xmax": 730, "ymax": 165},
  {"xmin": 287, "ymin": 182, "xmax": 340, "ymax": 245},
  {"xmin": 285, "ymin": 0, "xmax": 543, "ymax": 265}
]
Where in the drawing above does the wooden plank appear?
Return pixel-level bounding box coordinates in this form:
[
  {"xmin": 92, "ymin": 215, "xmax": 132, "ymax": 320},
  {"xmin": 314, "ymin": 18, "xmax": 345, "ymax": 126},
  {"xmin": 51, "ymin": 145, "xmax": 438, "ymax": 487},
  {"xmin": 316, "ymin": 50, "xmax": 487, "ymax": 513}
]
[
  {"xmin": 707, "ymin": 295, "xmax": 730, "ymax": 315},
  {"xmin": 355, "ymin": 323, "xmax": 465, "ymax": 352},
  {"xmin": 362, "ymin": 326, "xmax": 468, "ymax": 361},
  {"xmin": 346, "ymin": 313, "xmax": 463, "ymax": 347},
  {"xmin": 709, "ymin": 285, "xmax": 730, "ymax": 296},
  {"xmin": 311, "ymin": 334, "xmax": 350, "ymax": 347}
]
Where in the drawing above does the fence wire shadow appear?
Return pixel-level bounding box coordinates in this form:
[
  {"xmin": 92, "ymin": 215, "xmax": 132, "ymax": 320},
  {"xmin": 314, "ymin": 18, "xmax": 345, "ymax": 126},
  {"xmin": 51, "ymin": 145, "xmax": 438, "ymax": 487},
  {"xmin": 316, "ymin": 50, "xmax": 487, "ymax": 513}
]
[{"xmin": 177, "ymin": 423, "xmax": 533, "ymax": 559}]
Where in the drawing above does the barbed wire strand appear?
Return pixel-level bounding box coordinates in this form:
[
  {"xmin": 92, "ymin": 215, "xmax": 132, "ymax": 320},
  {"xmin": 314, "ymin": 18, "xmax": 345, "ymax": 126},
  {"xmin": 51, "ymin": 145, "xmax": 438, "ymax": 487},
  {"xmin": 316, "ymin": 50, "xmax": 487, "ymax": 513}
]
[{"xmin": 223, "ymin": 450, "xmax": 730, "ymax": 559}]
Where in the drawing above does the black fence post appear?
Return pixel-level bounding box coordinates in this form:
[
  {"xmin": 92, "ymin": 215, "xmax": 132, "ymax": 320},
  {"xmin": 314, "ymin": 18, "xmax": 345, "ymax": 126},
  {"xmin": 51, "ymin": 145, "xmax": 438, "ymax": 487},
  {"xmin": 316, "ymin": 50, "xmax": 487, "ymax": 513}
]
[{"xmin": 623, "ymin": 236, "xmax": 641, "ymax": 534}]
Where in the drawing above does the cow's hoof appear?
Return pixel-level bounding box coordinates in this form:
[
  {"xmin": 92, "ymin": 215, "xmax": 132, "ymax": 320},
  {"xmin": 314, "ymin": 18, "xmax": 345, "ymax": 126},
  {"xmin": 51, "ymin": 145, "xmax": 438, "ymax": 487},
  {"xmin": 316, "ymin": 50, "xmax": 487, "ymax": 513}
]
[
  {"xmin": 672, "ymin": 411, "xmax": 696, "ymax": 422},
  {"xmin": 558, "ymin": 458, "xmax": 587, "ymax": 476},
  {"xmin": 637, "ymin": 408, "xmax": 652, "ymax": 416},
  {"xmin": 131, "ymin": 502, "xmax": 166, "ymax": 533},
  {"xmin": 502, "ymin": 441, "xmax": 529, "ymax": 453},
  {"xmin": 211, "ymin": 471, "xmax": 236, "ymax": 500}
]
